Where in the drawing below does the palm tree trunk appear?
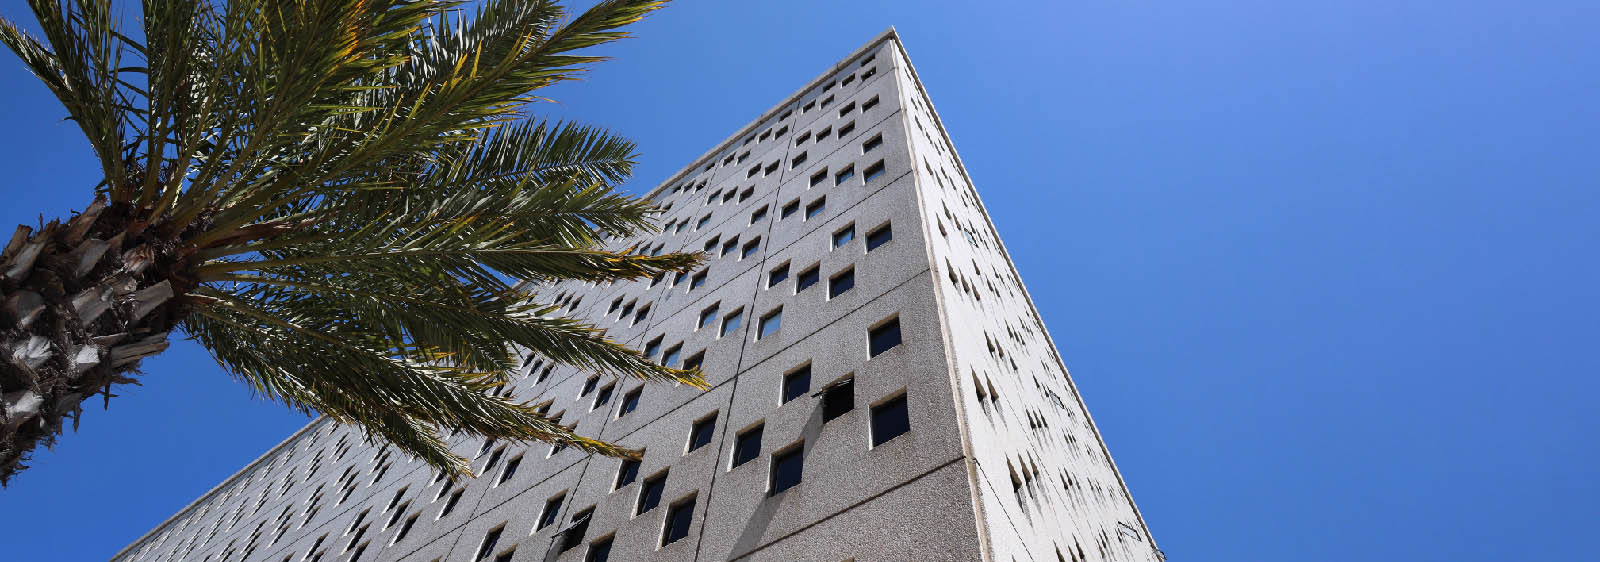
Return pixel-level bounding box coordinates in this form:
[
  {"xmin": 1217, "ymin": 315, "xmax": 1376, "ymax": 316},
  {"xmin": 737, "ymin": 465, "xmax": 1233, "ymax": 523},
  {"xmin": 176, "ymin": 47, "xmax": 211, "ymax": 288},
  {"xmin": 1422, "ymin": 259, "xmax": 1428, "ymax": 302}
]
[{"xmin": 0, "ymin": 199, "xmax": 188, "ymax": 484}]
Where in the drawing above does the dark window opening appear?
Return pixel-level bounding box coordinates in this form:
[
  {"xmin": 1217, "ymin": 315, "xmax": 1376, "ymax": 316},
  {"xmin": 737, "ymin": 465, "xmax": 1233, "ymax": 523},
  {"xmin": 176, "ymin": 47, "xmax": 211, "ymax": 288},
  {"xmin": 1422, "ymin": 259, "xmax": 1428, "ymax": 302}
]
[
  {"xmin": 616, "ymin": 458, "xmax": 640, "ymax": 489},
  {"xmin": 688, "ymin": 416, "xmax": 716, "ymax": 452},
  {"xmin": 871, "ymin": 394, "xmax": 911, "ymax": 446},
  {"xmin": 796, "ymin": 266, "xmax": 820, "ymax": 292},
  {"xmin": 822, "ymin": 378, "xmax": 855, "ymax": 422},
  {"xmin": 829, "ymin": 268, "xmax": 855, "ymax": 298},
  {"xmin": 870, "ymin": 318, "xmax": 903, "ymax": 357},
  {"xmin": 782, "ymin": 365, "xmax": 811, "ymax": 404},
  {"xmin": 662, "ymin": 497, "xmax": 696, "ymax": 546},
  {"xmin": 769, "ymin": 263, "xmax": 790, "ymax": 287},
  {"xmin": 867, "ymin": 223, "xmax": 893, "ymax": 250},
  {"xmin": 637, "ymin": 472, "xmax": 667, "ymax": 515},
  {"xmin": 732, "ymin": 425, "xmax": 763, "ymax": 468},
  {"xmin": 618, "ymin": 387, "xmax": 642, "ymax": 417},
  {"xmin": 537, "ymin": 494, "xmax": 565, "ymax": 529},
  {"xmin": 770, "ymin": 447, "xmax": 804, "ymax": 495}
]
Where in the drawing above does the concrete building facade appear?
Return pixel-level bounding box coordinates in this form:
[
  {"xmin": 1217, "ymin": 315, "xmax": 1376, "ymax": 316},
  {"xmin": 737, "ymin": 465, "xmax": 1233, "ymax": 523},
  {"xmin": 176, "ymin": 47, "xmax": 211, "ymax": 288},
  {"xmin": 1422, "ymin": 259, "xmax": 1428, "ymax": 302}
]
[{"xmin": 113, "ymin": 30, "xmax": 1162, "ymax": 562}]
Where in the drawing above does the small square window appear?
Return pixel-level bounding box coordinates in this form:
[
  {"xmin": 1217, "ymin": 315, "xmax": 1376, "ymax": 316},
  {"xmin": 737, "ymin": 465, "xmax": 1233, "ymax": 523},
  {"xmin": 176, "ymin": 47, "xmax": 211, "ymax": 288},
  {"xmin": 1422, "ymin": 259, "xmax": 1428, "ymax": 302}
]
[
  {"xmin": 758, "ymin": 307, "xmax": 783, "ymax": 339},
  {"xmin": 829, "ymin": 268, "xmax": 855, "ymax": 298},
  {"xmin": 768, "ymin": 263, "xmax": 790, "ymax": 287},
  {"xmin": 747, "ymin": 166, "xmax": 760, "ymax": 178},
  {"xmin": 796, "ymin": 265, "xmax": 820, "ymax": 292},
  {"xmin": 775, "ymin": 125, "xmax": 789, "ymax": 136},
  {"xmin": 737, "ymin": 151, "xmax": 750, "ymax": 163},
  {"xmin": 683, "ymin": 351, "xmax": 704, "ymax": 371},
  {"xmin": 805, "ymin": 198, "xmax": 826, "ymax": 220},
  {"xmin": 822, "ymin": 378, "xmax": 854, "ymax": 422},
  {"xmin": 537, "ymin": 494, "xmax": 565, "ymax": 529},
  {"xmin": 633, "ymin": 304, "xmax": 650, "ymax": 325},
  {"xmin": 732, "ymin": 425, "xmax": 763, "ymax": 468},
  {"xmin": 820, "ymin": 95, "xmax": 834, "ymax": 108},
  {"xmin": 863, "ymin": 95, "xmax": 880, "ymax": 111},
  {"xmin": 615, "ymin": 458, "xmax": 640, "ymax": 489},
  {"xmin": 816, "ymin": 126, "xmax": 832, "ymax": 141},
  {"xmin": 864, "ymin": 134, "xmax": 889, "ymax": 153},
  {"xmin": 637, "ymin": 472, "xmax": 666, "ymax": 515},
  {"xmin": 723, "ymin": 190, "xmax": 736, "ymax": 203},
  {"xmin": 581, "ymin": 376, "xmax": 600, "ymax": 396},
  {"xmin": 860, "ymin": 54, "xmax": 876, "ymax": 67},
  {"xmin": 795, "ymin": 130, "xmax": 812, "ymax": 146},
  {"xmin": 592, "ymin": 385, "xmax": 614, "ymax": 410},
  {"xmin": 696, "ymin": 215, "xmax": 711, "ymax": 230},
  {"xmin": 662, "ymin": 344, "xmax": 682, "ymax": 367},
  {"xmin": 703, "ymin": 237, "xmax": 718, "ymax": 254},
  {"xmin": 720, "ymin": 308, "xmax": 743, "ymax": 337},
  {"xmin": 741, "ymin": 238, "xmax": 761, "ymax": 259},
  {"xmin": 770, "ymin": 446, "xmax": 804, "ymax": 495},
  {"xmin": 832, "ymin": 224, "xmax": 855, "ymax": 248},
  {"xmin": 765, "ymin": 160, "xmax": 779, "ymax": 176},
  {"xmin": 739, "ymin": 187, "xmax": 754, "ymax": 202},
  {"xmin": 835, "ymin": 165, "xmax": 855, "ymax": 185},
  {"xmin": 782, "ymin": 365, "xmax": 811, "ymax": 404},
  {"xmin": 802, "ymin": 100, "xmax": 816, "ymax": 113},
  {"xmin": 675, "ymin": 221, "xmax": 687, "ymax": 234},
  {"xmin": 791, "ymin": 152, "xmax": 807, "ymax": 168},
  {"xmin": 822, "ymin": 80, "xmax": 835, "ymax": 92},
  {"xmin": 871, "ymin": 394, "xmax": 911, "ymax": 446},
  {"xmin": 809, "ymin": 168, "xmax": 827, "ymax": 187},
  {"xmin": 698, "ymin": 304, "xmax": 719, "ymax": 330},
  {"xmin": 750, "ymin": 205, "xmax": 769, "ymax": 224},
  {"xmin": 779, "ymin": 109, "xmax": 792, "ymax": 120},
  {"xmin": 690, "ymin": 270, "xmax": 707, "ymax": 290},
  {"xmin": 475, "ymin": 526, "xmax": 504, "ymax": 561},
  {"xmin": 863, "ymin": 67, "xmax": 877, "ymax": 79},
  {"xmin": 838, "ymin": 120, "xmax": 855, "ymax": 137},
  {"xmin": 721, "ymin": 238, "xmax": 737, "ymax": 256},
  {"xmin": 662, "ymin": 497, "xmax": 696, "ymax": 546},
  {"xmin": 608, "ymin": 297, "xmax": 622, "ymax": 313},
  {"xmin": 838, "ymin": 101, "xmax": 856, "ymax": 117},
  {"xmin": 618, "ymin": 387, "xmax": 642, "ymax": 417},
  {"xmin": 781, "ymin": 199, "xmax": 800, "ymax": 218},
  {"xmin": 587, "ymin": 537, "xmax": 613, "ymax": 562},
  {"xmin": 498, "ymin": 454, "xmax": 522, "ymax": 485},
  {"xmin": 759, "ymin": 129, "xmax": 771, "ymax": 142},
  {"xmin": 688, "ymin": 415, "xmax": 717, "ymax": 452},
  {"xmin": 706, "ymin": 190, "xmax": 720, "ymax": 206},
  {"xmin": 842, "ymin": 73, "xmax": 856, "ymax": 86},
  {"xmin": 867, "ymin": 223, "xmax": 893, "ymax": 250},
  {"xmin": 643, "ymin": 337, "xmax": 662, "ymax": 360},
  {"xmin": 560, "ymin": 509, "xmax": 592, "ymax": 552},
  {"xmin": 864, "ymin": 160, "xmax": 886, "ymax": 183},
  {"xmin": 869, "ymin": 317, "xmax": 902, "ymax": 357},
  {"xmin": 618, "ymin": 300, "xmax": 635, "ymax": 320}
]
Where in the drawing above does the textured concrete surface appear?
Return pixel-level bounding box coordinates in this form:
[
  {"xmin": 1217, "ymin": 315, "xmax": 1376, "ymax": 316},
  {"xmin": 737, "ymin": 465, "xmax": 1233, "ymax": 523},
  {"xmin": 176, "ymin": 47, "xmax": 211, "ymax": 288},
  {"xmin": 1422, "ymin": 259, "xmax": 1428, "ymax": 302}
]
[{"xmin": 112, "ymin": 30, "xmax": 1160, "ymax": 562}]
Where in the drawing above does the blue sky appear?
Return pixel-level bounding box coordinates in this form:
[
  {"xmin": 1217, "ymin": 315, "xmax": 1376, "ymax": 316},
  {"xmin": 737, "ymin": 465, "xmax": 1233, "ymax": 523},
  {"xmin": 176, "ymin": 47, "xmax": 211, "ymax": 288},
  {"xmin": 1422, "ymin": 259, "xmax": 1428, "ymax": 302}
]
[{"xmin": 3, "ymin": 1, "xmax": 1598, "ymax": 560}]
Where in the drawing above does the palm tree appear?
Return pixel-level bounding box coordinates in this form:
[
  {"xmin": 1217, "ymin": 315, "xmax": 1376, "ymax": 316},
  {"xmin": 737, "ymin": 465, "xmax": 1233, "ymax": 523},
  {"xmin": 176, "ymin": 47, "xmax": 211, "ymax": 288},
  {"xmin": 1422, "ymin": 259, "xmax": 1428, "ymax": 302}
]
[{"xmin": 0, "ymin": 0, "xmax": 703, "ymax": 485}]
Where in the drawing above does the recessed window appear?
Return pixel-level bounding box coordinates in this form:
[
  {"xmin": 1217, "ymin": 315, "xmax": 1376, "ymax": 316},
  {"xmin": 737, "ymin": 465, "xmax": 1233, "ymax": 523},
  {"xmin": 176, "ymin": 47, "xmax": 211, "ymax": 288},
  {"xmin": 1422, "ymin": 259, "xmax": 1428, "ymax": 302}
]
[
  {"xmin": 791, "ymin": 152, "xmax": 807, "ymax": 168},
  {"xmin": 580, "ymin": 376, "xmax": 599, "ymax": 396},
  {"xmin": 765, "ymin": 160, "xmax": 780, "ymax": 176},
  {"xmin": 637, "ymin": 471, "xmax": 667, "ymax": 515},
  {"xmin": 721, "ymin": 237, "xmax": 737, "ymax": 256},
  {"xmin": 816, "ymin": 125, "xmax": 832, "ymax": 141},
  {"xmin": 698, "ymin": 304, "xmax": 719, "ymax": 330},
  {"xmin": 586, "ymin": 537, "xmax": 613, "ymax": 562},
  {"xmin": 750, "ymin": 205, "xmax": 769, "ymax": 224},
  {"xmin": 781, "ymin": 199, "xmax": 800, "ymax": 219},
  {"xmin": 618, "ymin": 300, "xmax": 636, "ymax": 319},
  {"xmin": 759, "ymin": 129, "xmax": 771, "ymax": 142},
  {"xmin": 822, "ymin": 80, "xmax": 836, "ymax": 92},
  {"xmin": 440, "ymin": 489, "xmax": 464, "ymax": 518},
  {"xmin": 747, "ymin": 165, "xmax": 760, "ymax": 178},
  {"xmin": 644, "ymin": 337, "xmax": 663, "ymax": 360},
  {"xmin": 737, "ymin": 151, "xmax": 750, "ymax": 163},
  {"xmin": 775, "ymin": 125, "xmax": 789, "ymax": 136},
  {"xmin": 721, "ymin": 308, "xmax": 744, "ymax": 337},
  {"xmin": 560, "ymin": 509, "xmax": 592, "ymax": 552},
  {"xmin": 723, "ymin": 190, "xmax": 736, "ymax": 204},
  {"xmin": 795, "ymin": 130, "xmax": 812, "ymax": 145},
  {"xmin": 869, "ymin": 317, "xmax": 902, "ymax": 357},
  {"xmin": 829, "ymin": 268, "xmax": 855, "ymax": 298},
  {"xmin": 739, "ymin": 187, "xmax": 754, "ymax": 202},
  {"xmin": 618, "ymin": 387, "xmax": 642, "ymax": 418},
  {"xmin": 796, "ymin": 265, "xmax": 820, "ymax": 292},
  {"xmin": 805, "ymin": 198, "xmax": 826, "ymax": 220},
  {"xmin": 706, "ymin": 190, "xmax": 720, "ymax": 206},
  {"xmin": 802, "ymin": 99, "xmax": 816, "ymax": 113},
  {"xmin": 593, "ymin": 385, "xmax": 614, "ymax": 410},
  {"xmin": 696, "ymin": 215, "xmax": 711, "ymax": 230},
  {"xmin": 862, "ymin": 67, "xmax": 877, "ymax": 79},
  {"xmin": 832, "ymin": 224, "xmax": 855, "ymax": 248},
  {"xmin": 842, "ymin": 73, "xmax": 856, "ymax": 86},
  {"xmin": 835, "ymin": 165, "xmax": 855, "ymax": 185},
  {"xmin": 862, "ymin": 133, "xmax": 882, "ymax": 153},
  {"xmin": 673, "ymin": 270, "xmax": 687, "ymax": 286},
  {"xmin": 537, "ymin": 495, "xmax": 565, "ymax": 530},
  {"xmin": 822, "ymin": 378, "xmax": 855, "ymax": 422},
  {"xmin": 608, "ymin": 297, "xmax": 623, "ymax": 313},
  {"xmin": 871, "ymin": 394, "xmax": 911, "ymax": 446},
  {"xmin": 497, "ymin": 454, "xmax": 522, "ymax": 485},
  {"xmin": 758, "ymin": 307, "xmax": 783, "ymax": 340},
  {"xmin": 675, "ymin": 221, "xmax": 687, "ymax": 234},
  {"xmin": 782, "ymin": 364, "xmax": 811, "ymax": 404},
  {"xmin": 633, "ymin": 304, "xmax": 650, "ymax": 325},
  {"xmin": 690, "ymin": 270, "xmax": 707, "ymax": 290},
  {"xmin": 616, "ymin": 457, "xmax": 640, "ymax": 489},
  {"xmin": 768, "ymin": 263, "xmax": 790, "ymax": 287},
  {"xmin": 703, "ymin": 236, "xmax": 719, "ymax": 253},
  {"xmin": 864, "ymin": 160, "xmax": 886, "ymax": 183},
  {"xmin": 661, "ymin": 497, "xmax": 696, "ymax": 546},
  {"xmin": 483, "ymin": 446, "xmax": 506, "ymax": 472},
  {"xmin": 838, "ymin": 120, "xmax": 855, "ymax": 137},
  {"xmin": 770, "ymin": 445, "xmax": 804, "ymax": 495},
  {"xmin": 820, "ymin": 95, "xmax": 834, "ymax": 108},
  {"xmin": 809, "ymin": 168, "xmax": 827, "ymax": 187},
  {"xmin": 863, "ymin": 94, "xmax": 880, "ymax": 111},
  {"xmin": 839, "ymin": 101, "xmax": 856, "ymax": 117},
  {"xmin": 683, "ymin": 351, "xmax": 704, "ymax": 372},
  {"xmin": 741, "ymin": 238, "xmax": 761, "ymax": 259},
  {"xmin": 732, "ymin": 424, "xmax": 763, "ymax": 468},
  {"xmin": 475, "ymin": 526, "xmax": 504, "ymax": 561},
  {"xmin": 688, "ymin": 414, "xmax": 717, "ymax": 452},
  {"xmin": 662, "ymin": 344, "xmax": 682, "ymax": 368},
  {"xmin": 866, "ymin": 223, "xmax": 893, "ymax": 250},
  {"xmin": 395, "ymin": 515, "xmax": 418, "ymax": 543}
]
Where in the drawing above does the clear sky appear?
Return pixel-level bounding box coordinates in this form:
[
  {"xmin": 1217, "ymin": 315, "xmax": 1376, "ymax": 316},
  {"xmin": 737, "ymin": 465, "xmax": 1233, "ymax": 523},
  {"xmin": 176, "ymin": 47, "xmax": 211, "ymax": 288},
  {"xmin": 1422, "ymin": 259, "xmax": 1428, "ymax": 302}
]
[{"xmin": 2, "ymin": 1, "xmax": 1597, "ymax": 560}]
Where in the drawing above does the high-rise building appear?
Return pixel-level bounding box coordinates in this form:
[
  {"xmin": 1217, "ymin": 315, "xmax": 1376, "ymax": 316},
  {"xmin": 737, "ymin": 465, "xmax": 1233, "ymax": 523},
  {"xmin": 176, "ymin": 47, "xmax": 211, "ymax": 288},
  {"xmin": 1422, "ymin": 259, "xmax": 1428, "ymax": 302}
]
[{"xmin": 113, "ymin": 29, "xmax": 1161, "ymax": 562}]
